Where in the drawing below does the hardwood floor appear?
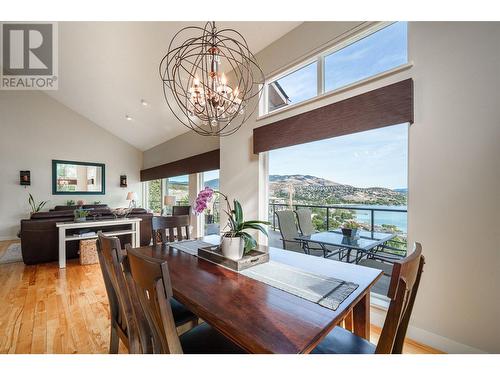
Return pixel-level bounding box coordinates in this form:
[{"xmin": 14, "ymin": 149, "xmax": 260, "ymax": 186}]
[{"xmin": 0, "ymin": 240, "xmax": 441, "ymax": 354}]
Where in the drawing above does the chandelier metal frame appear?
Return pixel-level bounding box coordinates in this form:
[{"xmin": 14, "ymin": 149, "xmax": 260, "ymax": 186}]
[{"xmin": 160, "ymin": 22, "xmax": 265, "ymax": 136}]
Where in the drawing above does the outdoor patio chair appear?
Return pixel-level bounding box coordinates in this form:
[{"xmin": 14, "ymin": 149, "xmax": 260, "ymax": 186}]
[
  {"xmin": 295, "ymin": 208, "xmax": 344, "ymax": 259},
  {"xmin": 274, "ymin": 210, "xmax": 304, "ymax": 252},
  {"xmin": 357, "ymin": 241, "xmax": 406, "ymax": 277}
]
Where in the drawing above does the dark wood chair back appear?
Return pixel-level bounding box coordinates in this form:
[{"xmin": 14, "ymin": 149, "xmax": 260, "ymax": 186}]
[
  {"xmin": 152, "ymin": 215, "xmax": 190, "ymax": 245},
  {"xmin": 172, "ymin": 205, "xmax": 191, "ymax": 216},
  {"xmin": 125, "ymin": 246, "xmax": 183, "ymax": 354},
  {"xmin": 376, "ymin": 242, "xmax": 425, "ymax": 353},
  {"xmin": 96, "ymin": 233, "xmax": 142, "ymax": 353}
]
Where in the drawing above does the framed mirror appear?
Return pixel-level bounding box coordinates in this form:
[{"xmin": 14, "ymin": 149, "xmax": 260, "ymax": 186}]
[{"xmin": 52, "ymin": 160, "xmax": 105, "ymax": 195}]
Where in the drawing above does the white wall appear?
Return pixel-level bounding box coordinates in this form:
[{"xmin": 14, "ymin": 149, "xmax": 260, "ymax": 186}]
[
  {"xmin": 219, "ymin": 22, "xmax": 500, "ymax": 353},
  {"xmin": 0, "ymin": 91, "xmax": 143, "ymax": 239},
  {"xmin": 406, "ymin": 21, "xmax": 500, "ymax": 354}
]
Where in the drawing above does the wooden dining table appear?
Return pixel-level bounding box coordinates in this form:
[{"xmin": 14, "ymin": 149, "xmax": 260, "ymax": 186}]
[{"xmin": 133, "ymin": 235, "xmax": 382, "ymax": 353}]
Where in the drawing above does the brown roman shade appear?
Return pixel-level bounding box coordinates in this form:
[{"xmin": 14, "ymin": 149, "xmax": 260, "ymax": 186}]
[
  {"xmin": 253, "ymin": 79, "xmax": 414, "ymax": 154},
  {"xmin": 140, "ymin": 149, "xmax": 220, "ymax": 182}
]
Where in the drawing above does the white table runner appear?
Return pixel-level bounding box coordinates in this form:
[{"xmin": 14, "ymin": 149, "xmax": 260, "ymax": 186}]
[{"xmin": 169, "ymin": 239, "xmax": 358, "ymax": 311}]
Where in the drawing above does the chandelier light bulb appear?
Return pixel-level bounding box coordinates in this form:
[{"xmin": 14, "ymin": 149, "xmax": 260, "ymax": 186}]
[{"xmin": 220, "ymin": 73, "xmax": 227, "ymax": 86}]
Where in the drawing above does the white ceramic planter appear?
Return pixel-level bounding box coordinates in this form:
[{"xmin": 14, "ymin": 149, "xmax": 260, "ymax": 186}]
[{"xmin": 221, "ymin": 236, "xmax": 244, "ymax": 260}]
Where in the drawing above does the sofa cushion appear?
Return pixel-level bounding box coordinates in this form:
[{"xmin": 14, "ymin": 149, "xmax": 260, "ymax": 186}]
[
  {"xmin": 53, "ymin": 204, "xmax": 109, "ymax": 211},
  {"xmin": 31, "ymin": 210, "xmax": 75, "ymax": 219}
]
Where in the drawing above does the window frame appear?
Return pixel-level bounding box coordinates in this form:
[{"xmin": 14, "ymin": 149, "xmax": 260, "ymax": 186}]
[
  {"xmin": 265, "ymin": 57, "xmax": 319, "ymax": 114},
  {"xmin": 261, "ymin": 21, "xmax": 408, "ymax": 117},
  {"xmin": 199, "ymin": 169, "xmax": 220, "ymax": 237}
]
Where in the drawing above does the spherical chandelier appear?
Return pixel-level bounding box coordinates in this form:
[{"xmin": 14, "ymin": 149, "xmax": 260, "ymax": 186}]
[{"xmin": 159, "ymin": 22, "xmax": 265, "ymax": 136}]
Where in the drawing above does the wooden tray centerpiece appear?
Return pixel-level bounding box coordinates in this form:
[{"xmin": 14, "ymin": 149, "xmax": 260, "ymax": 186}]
[{"xmin": 198, "ymin": 244, "xmax": 269, "ymax": 272}]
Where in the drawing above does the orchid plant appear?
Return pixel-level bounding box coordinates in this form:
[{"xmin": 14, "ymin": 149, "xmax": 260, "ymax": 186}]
[{"xmin": 195, "ymin": 187, "xmax": 270, "ymax": 254}]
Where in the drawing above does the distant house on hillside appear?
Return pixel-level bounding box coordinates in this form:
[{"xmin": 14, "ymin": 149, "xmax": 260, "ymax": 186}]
[{"xmin": 268, "ymin": 81, "xmax": 291, "ymax": 111}]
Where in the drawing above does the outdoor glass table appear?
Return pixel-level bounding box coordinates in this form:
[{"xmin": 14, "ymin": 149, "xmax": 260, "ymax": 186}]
[{"xmin": 296, "ymin": 230, "xmax": 396, "ymax": 263}]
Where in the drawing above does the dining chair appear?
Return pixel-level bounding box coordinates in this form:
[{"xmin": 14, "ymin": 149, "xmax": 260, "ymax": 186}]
[
  {"xmin": 97, "ymin": 233, "xmax": 199, "ymax": 353},
  {"xmin": 152, "ymin": 215, "xmax": 190, "ymax": 245},
  {"xmin": 172, "ymin": 205, "xmax": 191, "ymax": 216},
  {"xmin": 313, "ymin": 242, "xmax": 425, "ymax": 354},
  {"xmin": 275, "ymin": 210, "xmax": 305, "ymax": 252},
  {"xmin": 96, "ymin": 233, "xmax": 142, "ymax": 354},
  {"xmin": 125, "ymin": 247, "xmax": 246, "ymax": 354}
]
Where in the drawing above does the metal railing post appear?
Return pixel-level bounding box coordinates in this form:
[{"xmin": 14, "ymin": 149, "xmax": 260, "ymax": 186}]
[
  {"xmin": 370, "ymin": 209, "xmax": 375, "ymax": 232},
  {"xmin": 326, "ymin": 207, "xmax": 330, "ymax": 231},
  {"xmin": 272, "ymin": 203, "xmax": 276, "ymax": 229}
]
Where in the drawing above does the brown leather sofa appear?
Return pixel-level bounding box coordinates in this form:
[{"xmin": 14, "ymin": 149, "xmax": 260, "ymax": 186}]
[{"xmin": 20, "ymin": 206, "xmax": 153, "ymax": 265}]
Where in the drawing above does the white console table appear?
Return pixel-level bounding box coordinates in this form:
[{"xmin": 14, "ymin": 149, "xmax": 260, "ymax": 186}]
[{"xmin": 56, "ymin": 218, "xmax": 142, "ymax": 268}]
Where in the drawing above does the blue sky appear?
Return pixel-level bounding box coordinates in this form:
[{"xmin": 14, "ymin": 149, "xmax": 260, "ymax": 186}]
[
  {"xmin": 203, "ymin": 169, "xmax": 219, "ymax": 182},
  {"xmin": 168, "ymin": 175, "xmax": 189, "ymax": 183},
  {"xmin": 270, "ymin": 22, "xmax": 408, "ymax": 189},
  {"xmin": 269, "ymin": 124, "xmax": 408, "ymax": 189},
  {"xmin": 275, "ymin": 22, "xmax": 407, "ymax": 104}
]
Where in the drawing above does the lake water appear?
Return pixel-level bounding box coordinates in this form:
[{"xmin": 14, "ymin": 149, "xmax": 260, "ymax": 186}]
[{"xmin": 341, "ymin": 205, "xmax": 407, "ymax": 233}]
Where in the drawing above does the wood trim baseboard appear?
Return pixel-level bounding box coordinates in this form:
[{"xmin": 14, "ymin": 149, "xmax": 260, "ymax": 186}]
[{"xmin": 370, "ymin": 305, "xmax": 486, "ymax": 354}]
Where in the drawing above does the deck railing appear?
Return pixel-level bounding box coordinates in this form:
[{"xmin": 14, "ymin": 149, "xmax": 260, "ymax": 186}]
[{"xmin": 268, "ymin": 202, "xmax": 408, "ymax": 254}]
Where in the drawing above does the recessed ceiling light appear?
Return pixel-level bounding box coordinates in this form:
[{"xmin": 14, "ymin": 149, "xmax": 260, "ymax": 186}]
[
  {"xmin": 125, "ymin": 115, "xmax": 133, "ymax": 121},
  {"xmin": 141, "ymin": 99, "xmax": 149, "ymax": 107}
]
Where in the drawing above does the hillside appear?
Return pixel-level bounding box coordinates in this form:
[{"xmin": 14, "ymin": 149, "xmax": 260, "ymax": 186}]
[
  {"xmin": 269, "ymin": 174, "xmax": 407, "ymax": 206},
  {"xmin": 202, "ymin": 175, "xmax": 406, "ymax": 206}
]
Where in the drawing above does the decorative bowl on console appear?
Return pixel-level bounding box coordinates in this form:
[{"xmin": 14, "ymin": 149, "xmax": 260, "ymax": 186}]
[{"xmin": 110, "ymin": 208, "xmax": 133, "ymax": 219}]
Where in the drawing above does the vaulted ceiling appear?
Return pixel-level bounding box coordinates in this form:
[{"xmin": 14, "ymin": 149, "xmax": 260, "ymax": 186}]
[{"xmin": 46, "ymin": 22, "xmax": 301, "ymax": 151}]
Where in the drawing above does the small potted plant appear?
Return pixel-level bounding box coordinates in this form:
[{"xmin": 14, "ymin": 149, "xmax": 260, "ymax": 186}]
[
  {"xmin": 194, "ymin": 187, "xmax": 270, "ymax": 260},
  {"xmin": 28, "ymin": 193, "xmax": 48, "ymax": 214},
  {"xmin": 341, "ymin": 220, "xmax": 361, "ymax": 238},
  {"xmin": 74, "ymin": 208, "xmax": 89, "ymax": 222}
]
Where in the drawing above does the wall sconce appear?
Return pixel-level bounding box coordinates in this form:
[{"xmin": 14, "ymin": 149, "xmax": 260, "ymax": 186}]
[
  {"xmin": 20, "ymin": 171, "xmax": 30, "ymax": 186},
  {"xmin": 120, "ymin": 175, "xmax": 128, "ymax": 188}
]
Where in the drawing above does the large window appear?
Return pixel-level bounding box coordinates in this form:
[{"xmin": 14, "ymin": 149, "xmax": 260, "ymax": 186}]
[
  {"xmin": 262, "ymin": 22, "xmax": 408, "ymax": 115},
  {"xmin": 324, "ymin": 22, "xmax": 408, "ymax": 91},
  {"xmin": 202, "ymin": 170, "xmax": 220, "ymax": 235},
  {"xmin": 268, "ymin": 123, "xmax": 408, "ymax": 254},
  {"xmin": 165, "ymin": 175, "xmax": 189, "ymax": 205},
  {"xmin": 144, "ymin": 174, "xmax": 189, "ymax": 214}
]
